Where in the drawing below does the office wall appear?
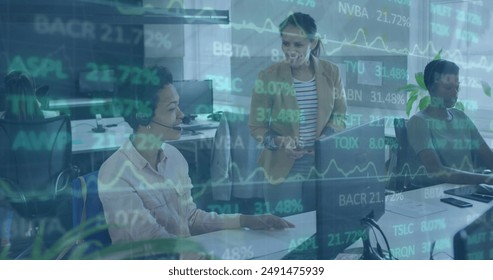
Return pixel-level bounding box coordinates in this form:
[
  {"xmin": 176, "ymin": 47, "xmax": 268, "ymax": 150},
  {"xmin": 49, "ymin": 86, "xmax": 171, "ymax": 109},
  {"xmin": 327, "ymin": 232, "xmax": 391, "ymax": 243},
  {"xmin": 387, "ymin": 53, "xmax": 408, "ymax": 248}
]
[
  {"xmin": 149, "ymin": 0, "xmax": 493, "ymax": 133},
  {"xmin": 0, "ymin": 0, "xmax": 144, "ymax": 104},
  {"xmin": 161, "ymin": 0, "xmax": 412, "ymax": 117},
  {"xmin": 2, "ymin": 0, "xmax": 492, "ymax": 131},
  {"xmin": 427, "ymin": 0, "xmax": 493, "ymax": 133},
  {"xmin": 230, "ymin": 0, "xmax": 410, "ymax": 111},
  {"xmin": 143, "ymin": 0, "xmax": 185, "ymax": 80}
]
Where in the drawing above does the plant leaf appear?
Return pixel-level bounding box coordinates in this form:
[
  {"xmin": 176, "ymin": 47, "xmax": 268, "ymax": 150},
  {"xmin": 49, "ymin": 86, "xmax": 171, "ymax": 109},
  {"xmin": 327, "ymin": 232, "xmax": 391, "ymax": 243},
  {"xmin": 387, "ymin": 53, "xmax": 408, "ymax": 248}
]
[
  {"xmin": 433, "ymin": 49, "xmax": 443, "ymax": 60},
  {"xmin": 418, "ymin": 96, "xmax": 431, "ymax": 111},
  {"xmin": 0, "ymin": 245, "xmax": 10, "ymax": 260},
  {"xmin": 398, "ymin": 84, "xmax": 420, "ymax": 93},
  {"xmin": 406, "ymin": 92, "xmax": 418, "ymax": 116},
  {"xmin": 415, "ymin": 72, "xmax": 427, "ymax": 90},
  {"xmin": 481, "ymin": 80, "xmax": 491, "ymax": 97},
  {"xmin": 82, "ymin": 238, "xmax": 204, "ymax": 260},
  {"xmin": 454, "ymin": 101, "xmax": 465, "ymax": 111},
  {"xmin": 408, "ymin": 89, "xmax": 420, "ymax": 99}
]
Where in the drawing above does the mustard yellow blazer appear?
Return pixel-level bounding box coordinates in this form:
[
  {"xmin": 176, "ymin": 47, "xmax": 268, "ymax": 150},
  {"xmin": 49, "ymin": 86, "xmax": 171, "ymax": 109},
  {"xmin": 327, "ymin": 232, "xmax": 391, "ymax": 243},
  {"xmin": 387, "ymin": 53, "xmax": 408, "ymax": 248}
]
[{"xmin": 248, "ymin": 56, "xmax": 347, "ymax": 184}]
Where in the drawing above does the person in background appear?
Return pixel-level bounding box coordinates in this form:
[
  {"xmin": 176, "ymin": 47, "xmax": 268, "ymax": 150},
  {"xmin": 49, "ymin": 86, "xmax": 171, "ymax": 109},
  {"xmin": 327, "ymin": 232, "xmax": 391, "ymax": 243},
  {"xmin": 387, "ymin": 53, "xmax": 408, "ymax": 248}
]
[
  {"xmin": 98, "ymin": 66, "xmax": 294, "ymax": 258},
  {"xmin": 0, "ymin": 70, "xmax": 54, "ymax": 249},
  {"xmin": 0, "ymin": 70, "xmax": 58, "ymax": 120},
  {"xmin": 248, "ymin": 12, "xmax": 347, "ymax": 215},
  {"xmin": 407, "ymin": 59, "xmax": 493, "ymax": 185}
]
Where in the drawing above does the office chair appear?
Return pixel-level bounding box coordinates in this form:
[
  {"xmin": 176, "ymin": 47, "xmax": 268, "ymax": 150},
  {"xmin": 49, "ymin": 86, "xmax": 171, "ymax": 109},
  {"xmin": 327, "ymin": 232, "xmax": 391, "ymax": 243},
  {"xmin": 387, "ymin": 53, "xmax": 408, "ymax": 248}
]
[
  {"xmin": 389, "ymin": 118, "xmax": 430, "ymax": 192},
  {"xmin": 35, "ymin": 85, "xmax": 50, "ymax": 110},
  {"xmin": 69, "ymin": 170, "xmax": 111, "ymax": 258},
  {"xmin": 210, "ymin": 112, "xmax": 265, "ymax": 213},
  {"xmin": 0, "ymin": 115, "xmax": 74, "ymax": 257},
  {"xmin": 0, "ymin": 115, "xmax": 73, "ymax": 218}
]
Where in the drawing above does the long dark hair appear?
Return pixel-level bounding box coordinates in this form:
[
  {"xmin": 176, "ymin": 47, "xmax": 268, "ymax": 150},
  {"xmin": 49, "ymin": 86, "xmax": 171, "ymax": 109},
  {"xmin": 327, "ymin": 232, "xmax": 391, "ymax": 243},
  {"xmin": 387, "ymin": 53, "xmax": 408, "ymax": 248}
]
[
  {"xmin": 279, "ymin": 12, "xmax": 323, "ymax": 57},
  {"xmin": 3, "ymin": 70, "xmax": 44, "ymax": 120}
]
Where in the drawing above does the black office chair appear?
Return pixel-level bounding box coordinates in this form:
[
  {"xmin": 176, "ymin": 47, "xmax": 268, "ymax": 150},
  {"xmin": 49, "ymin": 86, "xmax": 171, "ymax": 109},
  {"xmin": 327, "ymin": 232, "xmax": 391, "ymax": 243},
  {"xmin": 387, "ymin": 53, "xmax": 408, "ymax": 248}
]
[
  {"xmin": 0, "ymin": 115, "xmax": 74, "ymax": 254},
  {"xmin": 389, "ymin": 118, "xmax": 431, "ymax": 192},
  {"xmin": 35, "ymin": 85, "xmax": 50, "ymax": 110},
  {"xmin": 209, "ymin": 112, "xmax": 265, "ymax": 214}
]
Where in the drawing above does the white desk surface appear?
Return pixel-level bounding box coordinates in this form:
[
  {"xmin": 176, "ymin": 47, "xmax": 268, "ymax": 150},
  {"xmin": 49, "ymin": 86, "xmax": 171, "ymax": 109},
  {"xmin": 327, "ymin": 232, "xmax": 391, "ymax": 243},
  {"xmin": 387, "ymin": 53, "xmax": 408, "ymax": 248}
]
[
  {"xmin": 370, "ymin": 183, "xmax": 493, "ymax": 260},
  {"xmin": 189, "ymin": 211, "xmax": 316, "ymax": 260},
  {"xmin": 71, "ymin": 117, "xmax": 218, "ymax": 154},
  {"xmin": 189, "ymin": 184, "xmax": 493, "ymax": 260},
  {"xmin": 49, "ymin": 98, "xmax": 112, "ymax": 109}
]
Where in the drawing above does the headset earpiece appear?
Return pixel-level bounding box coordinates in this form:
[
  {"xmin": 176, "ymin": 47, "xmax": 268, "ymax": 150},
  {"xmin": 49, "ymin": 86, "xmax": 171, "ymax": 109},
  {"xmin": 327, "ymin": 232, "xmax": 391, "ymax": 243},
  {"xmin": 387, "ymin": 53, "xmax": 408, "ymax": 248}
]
[{"xmin": 135, "ymin": 111, "xmax": 152, "ymax": 126}]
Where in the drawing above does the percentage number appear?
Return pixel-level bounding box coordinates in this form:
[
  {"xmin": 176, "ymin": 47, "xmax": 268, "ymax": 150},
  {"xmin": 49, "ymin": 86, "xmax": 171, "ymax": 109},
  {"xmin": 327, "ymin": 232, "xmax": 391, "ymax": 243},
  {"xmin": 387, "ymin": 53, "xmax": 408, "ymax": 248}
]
[
  {"xmin": 375, "ymin": 65, "xmax": 409, "ymax": 80},
  {"xmin": 85, "ymin": 62, "xmax": 160, "ymax": 86},
  {"xmin": 144, "ymin": 30, "xmax": 172, "ymax": 49},
  {"xmin": 281, "ymin": 0, "xmax": 316, "ymax": 8},
  {"xmin": 421, "ymin": 218, "xmax": 447, "ymax": 232},
  {"xmin": 274, "ymin": 199, "xmax": 303, "ymax": 215},
  {"xmin": 98, "ymin": 25, "xmax": 172, "ymax": 48},
  {"xmin": 370, "ymin": 91, "xmax": 406, "ymax": 105},
  {"xmin": 305, "ymin": 0, "xmax": 316, "ymax": 8},
  {"xmin": 117, "ymin": 65, "xmax": 160, "ymax": 85},
  {"xmin": 327, "ymin": 230, "xmax": 366, "ymax": 247},
  {"xmin": 254, "ymin": 199, "xmax": 304, "ymax": 215},
  {"xmin": 376, "ymin": 10, "xmax": 410, "ymax": 28},
  {"xmin": 385, "ymin": 192, "xmax": 404, "ymax": 202},
  {"xmin": 221, "ymin": 245, "xmax": 254, "ymax": 259}
]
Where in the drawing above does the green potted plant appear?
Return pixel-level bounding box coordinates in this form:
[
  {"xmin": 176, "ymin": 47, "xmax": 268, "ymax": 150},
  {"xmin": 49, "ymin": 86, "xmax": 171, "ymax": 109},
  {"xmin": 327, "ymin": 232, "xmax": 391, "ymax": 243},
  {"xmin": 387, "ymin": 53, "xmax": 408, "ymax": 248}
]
[
  {"xmin": 0, "ymin": 218, "xmax": 205, "ymax": 260},
  {"xmin": 400, "ymin": 50, "xmax": 491, "ymax": 116}
]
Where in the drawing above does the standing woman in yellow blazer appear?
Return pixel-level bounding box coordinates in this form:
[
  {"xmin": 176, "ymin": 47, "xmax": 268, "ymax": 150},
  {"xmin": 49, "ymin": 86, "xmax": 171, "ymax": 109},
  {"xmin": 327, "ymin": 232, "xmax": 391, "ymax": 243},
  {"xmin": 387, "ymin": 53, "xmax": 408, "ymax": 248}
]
[{"xmin": 249, "ymin": 12, "xmax": 347, "ymax": 215}]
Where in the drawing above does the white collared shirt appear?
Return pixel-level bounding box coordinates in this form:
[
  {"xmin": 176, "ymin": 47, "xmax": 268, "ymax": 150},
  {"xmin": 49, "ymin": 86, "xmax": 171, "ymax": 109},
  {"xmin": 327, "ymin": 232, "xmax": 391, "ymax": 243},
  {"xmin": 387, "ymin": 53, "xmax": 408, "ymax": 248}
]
[{"xmin": 98, "ymin": 139, "xmax": 240, "ymax": 244}]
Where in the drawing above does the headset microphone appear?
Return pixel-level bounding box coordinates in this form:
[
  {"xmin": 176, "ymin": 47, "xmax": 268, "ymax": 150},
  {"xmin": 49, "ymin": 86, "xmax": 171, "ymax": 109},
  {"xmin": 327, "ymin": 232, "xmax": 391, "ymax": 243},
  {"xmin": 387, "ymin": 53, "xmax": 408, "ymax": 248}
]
[{"xmin": 151, "ymin": 120, "xmax": 182, "ymax": 131}]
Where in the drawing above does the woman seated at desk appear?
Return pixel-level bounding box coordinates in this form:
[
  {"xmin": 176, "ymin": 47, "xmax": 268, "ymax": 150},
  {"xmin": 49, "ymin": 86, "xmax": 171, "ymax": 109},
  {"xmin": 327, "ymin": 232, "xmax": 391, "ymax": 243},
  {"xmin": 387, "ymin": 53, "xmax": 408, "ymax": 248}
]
[
  {"xmin": 0, "ymin": 70, "xmax": 58, "ymax": 120},
  {"xmin": 0, "ymin": 70, "xmax": 58, "ymax": 249},
  {"xmin": 407, "ymin": 59, "xmax": 493, "ymax": 186},
  {"xmin": 98, "ymin": 66, "xmax": 293, "ymax": 257}
]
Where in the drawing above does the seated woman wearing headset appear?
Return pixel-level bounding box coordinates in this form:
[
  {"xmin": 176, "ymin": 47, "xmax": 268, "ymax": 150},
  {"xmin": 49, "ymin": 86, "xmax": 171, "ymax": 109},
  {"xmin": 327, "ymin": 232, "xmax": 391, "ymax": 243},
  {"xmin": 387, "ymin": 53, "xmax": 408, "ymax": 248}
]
[{"xmin": 98, "ymin": 66, "xmax": 293, "ymax": 257}]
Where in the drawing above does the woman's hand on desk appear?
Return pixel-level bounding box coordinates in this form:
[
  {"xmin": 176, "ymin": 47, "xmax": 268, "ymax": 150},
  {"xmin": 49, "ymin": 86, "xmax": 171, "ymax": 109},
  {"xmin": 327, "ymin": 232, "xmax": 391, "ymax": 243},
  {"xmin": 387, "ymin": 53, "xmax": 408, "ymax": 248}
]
[{"xmin": 240, "ymin": 214, "xmax": 295, "ymax": 230}]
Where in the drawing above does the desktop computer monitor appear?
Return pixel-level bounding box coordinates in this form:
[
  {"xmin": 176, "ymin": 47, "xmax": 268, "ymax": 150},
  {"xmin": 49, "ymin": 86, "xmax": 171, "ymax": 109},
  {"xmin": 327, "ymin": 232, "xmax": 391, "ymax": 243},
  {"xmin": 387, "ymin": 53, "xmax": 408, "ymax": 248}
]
[
  {"xmin": 454, "ymin": 205, "xmax": 493, "ymax": 259},
  {"xmin": 173, "ymin": 80, "xmax": 213, "ymax": 116},
  {"xmin": 314, "ymin": 119, "xmax": 387, "ymax": 259},
  {"xmin": 78, "ymin": 69, "xmax": 116, "ymax": 98}
]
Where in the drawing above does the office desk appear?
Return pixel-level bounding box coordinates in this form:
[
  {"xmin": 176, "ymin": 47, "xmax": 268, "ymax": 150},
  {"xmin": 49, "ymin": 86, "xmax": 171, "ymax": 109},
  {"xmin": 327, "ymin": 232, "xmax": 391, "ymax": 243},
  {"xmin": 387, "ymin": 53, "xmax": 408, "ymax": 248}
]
[
  {"xmin": 189, "ymin": 211, "xmax": 316, "ymax": 260},
  {"xmin": 71, "ymin": 117, "xmax": 131, "ymax": 154},
  {"xmin": 190, "ymin": 184, "xmax": 493, "ymax": 260},
  {"xmin": 71, "ymin": 117, "xmax": 218, "ymax": 179},
  {"xmin": 371, "ymin": 184, "xmax": 493, "ymax": 260},
  {"xmin": 49, "ymin": 98, "xmax": 112, "ymax": 110},
  {"xmin": 71, "ymin": 117, "xmax": 218, "ymax": 154}
]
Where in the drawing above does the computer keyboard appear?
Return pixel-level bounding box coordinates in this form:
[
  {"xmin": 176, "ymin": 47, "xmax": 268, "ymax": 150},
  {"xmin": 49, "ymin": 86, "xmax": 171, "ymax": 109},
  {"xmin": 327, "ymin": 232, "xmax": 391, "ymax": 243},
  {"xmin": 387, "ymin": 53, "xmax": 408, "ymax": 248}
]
[
  {"xmin": 180, "ymin": 130, "xmax": 201, "ymax": 136},
  {"xmin": 182, "ymin": 121, "xmax": 218, "ymax": 131},
  {"xmin": 444, "ymin": 184, "xmax": 493, "ymax": 203},
  {"xmin": 183, "ymin": 124, "xmax": 213, "ymax": 130}
]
